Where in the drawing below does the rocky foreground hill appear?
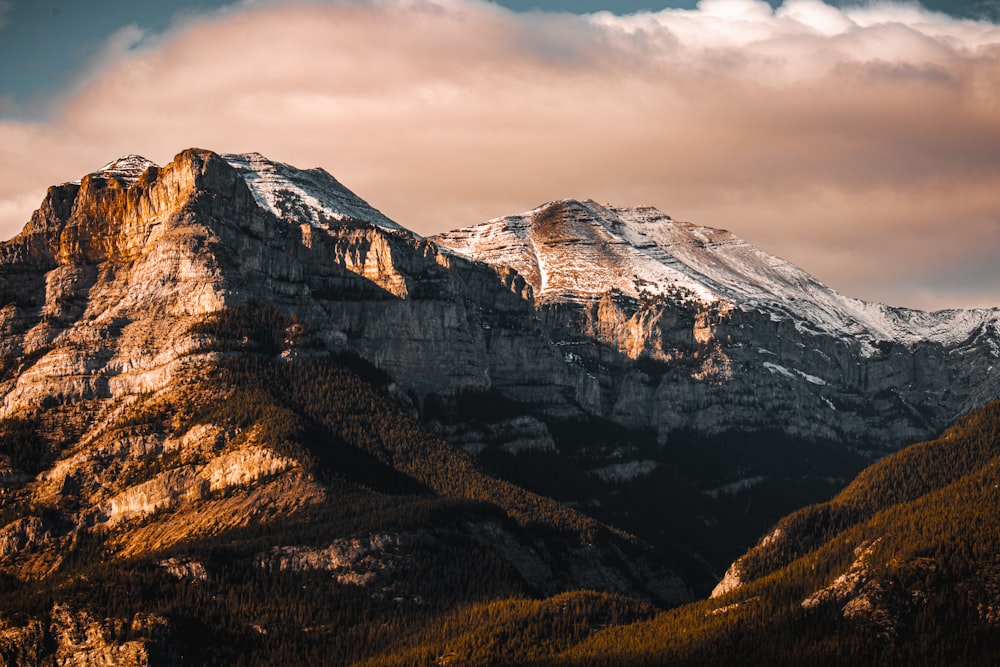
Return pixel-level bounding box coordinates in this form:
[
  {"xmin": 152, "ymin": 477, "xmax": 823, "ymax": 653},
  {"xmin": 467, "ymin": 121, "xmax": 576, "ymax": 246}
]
[{"xmin": 0, "ymin": 148, "xmax": 997, "ymax": 664}]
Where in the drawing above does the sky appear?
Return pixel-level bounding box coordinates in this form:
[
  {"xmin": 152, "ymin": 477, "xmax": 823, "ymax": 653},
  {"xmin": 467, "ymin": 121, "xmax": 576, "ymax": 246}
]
[{"xmin": 1, "ymin": 0, "xmax": 999, "ymax": 311}]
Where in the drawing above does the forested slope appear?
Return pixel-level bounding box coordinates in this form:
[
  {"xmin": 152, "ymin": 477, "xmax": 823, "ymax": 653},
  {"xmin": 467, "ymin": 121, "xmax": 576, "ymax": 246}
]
[{"xmin": 551, "ymin": 401, "xmax": 1000, "ymax": 666}]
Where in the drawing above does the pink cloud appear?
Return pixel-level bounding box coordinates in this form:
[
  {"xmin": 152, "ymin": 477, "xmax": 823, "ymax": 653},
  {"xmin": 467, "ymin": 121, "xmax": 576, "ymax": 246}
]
[{"xmin": 2, "ymin": 0, "xmax": 999, "ymax": 310}]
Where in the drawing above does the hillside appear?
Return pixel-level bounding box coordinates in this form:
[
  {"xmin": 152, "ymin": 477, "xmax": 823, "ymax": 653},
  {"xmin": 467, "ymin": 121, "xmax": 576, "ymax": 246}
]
[
  {"xmin": 551, "ymin": 401, "xmax": 1000, "ymax": 666},
  {"xmin": 0, "ymin": 306, "xmax": 684, "ymax": 664}
]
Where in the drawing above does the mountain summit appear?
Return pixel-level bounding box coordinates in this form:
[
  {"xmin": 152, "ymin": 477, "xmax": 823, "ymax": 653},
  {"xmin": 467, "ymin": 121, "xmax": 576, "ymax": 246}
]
[
  {"xmin": 433, "ymin": 198, "xmax": 1000, "ymax": 354},
  {"xmin": 94, "ymin": 155, "xmax": 158, "ymax": 184},
  {"xmin": 223, "ymin": 152, "xmax": 404, "ymax": 233}
]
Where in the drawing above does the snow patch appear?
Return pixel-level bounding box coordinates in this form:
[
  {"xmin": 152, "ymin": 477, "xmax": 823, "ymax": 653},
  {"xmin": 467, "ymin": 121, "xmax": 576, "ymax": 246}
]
[
  {"xmin": 763, "ymin": 361, "xmax": 826, "ymax": 385},
  {"xmin": 94, "ymin": 155, "xmax": 157, "ymax": 184},
  {"xmin": 704, "ymin": 476, "xmax": 767, "ymax": 498},
  {"xmin": 223, "ymin": 152, "xmax": 405, "ymax": 234},
  {"xmin": 763, "ymin": 361, "xmax": 796, "ymax": 379},
  {"xmin": 590, "ymin": 460, "xmax": 659, "ymax": 483},
  {"xmin": 798, "ymin": 370, "xmax": 827, "ymax": 386}
]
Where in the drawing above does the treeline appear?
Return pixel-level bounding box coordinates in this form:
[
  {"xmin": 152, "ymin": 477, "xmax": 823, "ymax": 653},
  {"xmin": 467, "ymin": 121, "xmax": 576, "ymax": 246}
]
[
  {"xmin": 553, "ymin": 402, "xmax": 1000, "ymax": 666},
  {"xmin": 736, "ymin": 401, "xmax": 1000, "ymax": 585}
]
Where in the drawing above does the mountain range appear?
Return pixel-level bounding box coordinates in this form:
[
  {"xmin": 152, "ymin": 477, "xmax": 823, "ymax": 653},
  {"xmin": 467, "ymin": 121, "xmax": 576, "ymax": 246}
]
[{"xmin": 0, "ymin": 148, "xmax": 996, "ymax": 665}]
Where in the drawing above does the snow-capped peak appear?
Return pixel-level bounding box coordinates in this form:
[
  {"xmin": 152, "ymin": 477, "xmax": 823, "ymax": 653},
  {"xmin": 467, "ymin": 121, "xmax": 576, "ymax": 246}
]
[
  {"xmin": 222, "ymin": 152, "xmax": 406, "ymax": 235},
  {"xmin": 431, "ymin": 198, "xmax": 722, "ymax": 304},
  {"xmin": 432, "ymin": 199, "xmax": 1000, "ymax": 352},
  {"xmin": 95, "ymin": 155, "xmax": 158, "ymax": 184}
]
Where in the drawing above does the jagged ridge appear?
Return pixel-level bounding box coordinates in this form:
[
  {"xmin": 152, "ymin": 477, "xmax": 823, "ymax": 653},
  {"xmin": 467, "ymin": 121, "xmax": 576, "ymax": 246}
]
[{"xmin": 223, "ymin": 152, "xmax": 405, "ymax": 234}]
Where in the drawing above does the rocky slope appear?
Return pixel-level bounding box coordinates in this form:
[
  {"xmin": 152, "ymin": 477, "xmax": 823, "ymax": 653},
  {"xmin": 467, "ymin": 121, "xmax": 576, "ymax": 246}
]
[
  {"xmin": 0, "ymin": 149, "xmax": 690, "ymax": 664},
  {"xmin": 433, "ymin": 199, "xmax": 1000, "ymax": 448},
  {"xmin": 0, "ymin": 149, "xmax": 577, "ymax": 414},
  {"xmin": 2, "ymin": 147, "xmax": 998, "ymax": 663}
]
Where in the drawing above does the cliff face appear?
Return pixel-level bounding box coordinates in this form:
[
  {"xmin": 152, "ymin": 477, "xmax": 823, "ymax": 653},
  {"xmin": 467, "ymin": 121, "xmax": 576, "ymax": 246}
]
[
  {"xmin": 0, "ymin": 150, "xmax": 696, "ymax": 665},
  {"xmin": 533, "ymin": 291, "xmax": 1000, "ymax": 447},
  {"xmin": 0, "ymin": 149, "xmax": 565, "ymax": 419},
  {"xmin": 433, "ymin": 198, "xmax": 1000, "ymax": 448}
]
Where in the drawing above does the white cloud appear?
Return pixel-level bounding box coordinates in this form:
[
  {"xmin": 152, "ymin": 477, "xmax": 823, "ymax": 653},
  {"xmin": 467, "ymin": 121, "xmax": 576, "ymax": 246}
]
[
  {"xmin": 1, "ymin": 0, "xmax": 999, "ymax": 310},
  {"xmin": 55, "ymin": 24, "xmax": 149, "ymax": 103}
]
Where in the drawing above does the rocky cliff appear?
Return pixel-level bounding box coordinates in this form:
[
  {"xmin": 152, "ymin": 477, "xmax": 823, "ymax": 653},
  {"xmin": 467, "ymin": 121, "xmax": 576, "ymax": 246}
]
[
  {"xmin": 433, "ymin": 198, "xmax": 1000, "ymax": 448},
  {"xmin": 9, "ymin": 150, "xmax": 993, "ymax": 456},
  {"xmin": 0, "ymin": 149, "xmax": 700, "ymax": 664},
  {"xmin": 0, "ymin": 149, "xmax": 570, "ymax": 417}
]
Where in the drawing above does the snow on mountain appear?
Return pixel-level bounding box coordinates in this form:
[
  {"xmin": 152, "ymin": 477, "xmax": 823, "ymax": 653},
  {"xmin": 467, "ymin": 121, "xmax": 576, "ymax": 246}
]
[
  {"xmin": 222, "ymin": 152, "xmax": 406, "ymax": 234},
  {"xmin": 71, "ymin": 154, "xmax": 1000, "ymax": 355},
  {"xmin": 91, "ymin": 155, "xmax": 158, "ymax": 184},
  {"xmin": 433, "ymin": 199, "xmax": 1000, "ymax": 352},
  {"xmin": 432, "ymin": 199, "xmax": 720, "ymax": 304}
]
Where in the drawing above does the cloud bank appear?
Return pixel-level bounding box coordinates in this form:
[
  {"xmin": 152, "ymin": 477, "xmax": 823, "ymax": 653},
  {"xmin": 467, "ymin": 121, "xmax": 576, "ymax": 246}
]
[{"xmin": 2, "ymin": 0, "xmax": 999, "ymax": 309}]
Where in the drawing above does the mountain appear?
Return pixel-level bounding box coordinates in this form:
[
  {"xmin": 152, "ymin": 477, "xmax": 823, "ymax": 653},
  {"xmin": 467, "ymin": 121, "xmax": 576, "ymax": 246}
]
[
  {"xmin": 1, "ymin": 148, "xmax": 997, "ymax": 664},
  {"xmin": 0, "ymin": 149, "xmax": 684, "ymax": 664},
  {"xmin": 431, "ymin": 197, "xmax": 1000, "ymax": 591},
  {"xmin": 433, "ymin": 198, "xmax": 1000, "ymax": 446}
]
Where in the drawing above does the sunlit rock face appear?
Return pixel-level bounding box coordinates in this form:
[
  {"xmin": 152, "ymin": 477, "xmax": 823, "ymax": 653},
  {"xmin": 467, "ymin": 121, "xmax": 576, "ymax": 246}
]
[
  {"xmin": 0, "ymin": 603, "xmax": 169, "ymax": 667},
  {"xmin": 0, "ymin": 148, "xmax": 689, "ymax": 609},
  {"xmin": 0, "ymin": 148, "xmax": 561, "ymax": 420}
]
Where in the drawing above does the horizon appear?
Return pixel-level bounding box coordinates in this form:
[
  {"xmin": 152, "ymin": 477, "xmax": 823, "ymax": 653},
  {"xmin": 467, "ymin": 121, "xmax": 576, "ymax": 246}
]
[{"xmin": 2, "ymin": 0, "xmax": 999, "ymax": 311}]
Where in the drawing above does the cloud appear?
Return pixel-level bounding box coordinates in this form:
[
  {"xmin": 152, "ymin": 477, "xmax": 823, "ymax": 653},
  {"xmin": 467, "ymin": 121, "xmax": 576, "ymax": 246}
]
[
  {"xmin": 1, "ymin": 0, "xmax": 999, "ymax": 310},
  {"xmin": 35, "ymin": 24, "xmax": 151, "ymax": 110},
  {"xmin": 0, "ymin": 1, "xmax": 10, "ymax": 29}
]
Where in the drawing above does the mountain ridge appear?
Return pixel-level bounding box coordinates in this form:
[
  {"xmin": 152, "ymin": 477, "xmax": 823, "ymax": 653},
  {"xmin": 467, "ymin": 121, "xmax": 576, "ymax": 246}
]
[
  {"xmin": 0, "ymin": 149, "xmax": 694, "ymax": 664},
  {"xmin": 432, "ymin": 197, "xmax": 1000, "ymax": 354},
  {"xmin": 4, "ymin": 147, "xmax": 997, "ymax": 573}
]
